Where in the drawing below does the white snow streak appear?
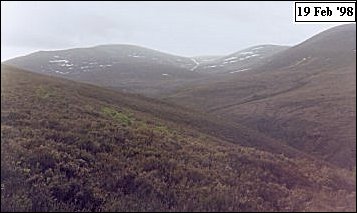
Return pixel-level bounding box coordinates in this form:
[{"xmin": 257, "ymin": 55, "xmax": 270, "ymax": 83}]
[
  {"xmin": 229, "ymin": 68, "xmax": 250, "ymax": 74},
  {"xmin": 49, "ymin": 59, "xmax": 69, "ymax": 63},
  {"xmin": 190, "ymin": 58, "xmax": 200, "ymax": 71},
  {"xmin": 224, "ymin": 56, "xmax": 238, "ymax": 61}
]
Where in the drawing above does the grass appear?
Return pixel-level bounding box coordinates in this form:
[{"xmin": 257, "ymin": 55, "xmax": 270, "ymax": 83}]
[
  {"xmin": 35, "ymin": 86, "xmax": 56, "ymax": 99},
  {"xmin": 101, "ymin": 106, "xmax": 133, "ymax": 126}
]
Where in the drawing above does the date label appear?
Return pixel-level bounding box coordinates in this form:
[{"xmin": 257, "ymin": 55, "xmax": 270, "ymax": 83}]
[{"xmin": 295, "ymin": 2, "xmax": 356, "ymax": 22}]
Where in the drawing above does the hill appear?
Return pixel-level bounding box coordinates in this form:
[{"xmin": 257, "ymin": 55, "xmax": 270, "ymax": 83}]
[
  {"xmin": 195, "ymin": 45, "xmax": 289, "ymax": 73},
  {"xmin": 3, "ymin": 44, "xmax": 291, "ymax": 97},
  {"xmin": 164, "ymin": 24, "xmax": 356, "ymax": 169},
  {"xmin": 1, "ymin": 65, "xmax": 355, "ymax": 211},
  {"xmin": 3, "ymin": 45, "xmax": 209, "ymax": 96}
]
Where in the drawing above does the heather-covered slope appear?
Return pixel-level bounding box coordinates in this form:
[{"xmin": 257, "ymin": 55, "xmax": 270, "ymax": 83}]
[
  {"xmin": 1, "ymin": 65, "xmax": 355, "ymax": 211},
  {"xmin": 165, "ymin": 24, "xmax": 356, "ymax": 169}
]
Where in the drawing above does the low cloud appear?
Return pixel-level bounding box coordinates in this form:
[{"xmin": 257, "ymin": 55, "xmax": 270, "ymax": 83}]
[{"xmin": 1, "ymin": 1, "xmax": 339, "ymax": 61}]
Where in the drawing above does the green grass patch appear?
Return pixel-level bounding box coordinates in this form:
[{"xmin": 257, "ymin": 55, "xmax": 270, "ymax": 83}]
[
  {"xmin": 35, "ymin": 86, "xmax": 56, "ymax": 99},
  {"xmin": 101, "ymin": 106, "xmax": 133, "ymax": 125},
  {"xmin": 154, "ymin": 125, "xmax": 171, "ymax": 135}
]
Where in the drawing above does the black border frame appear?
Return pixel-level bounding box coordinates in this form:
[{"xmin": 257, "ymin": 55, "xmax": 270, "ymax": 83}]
[{"xmin": 295, "ymin": 1, "xmax": 357, "ymax": 22}]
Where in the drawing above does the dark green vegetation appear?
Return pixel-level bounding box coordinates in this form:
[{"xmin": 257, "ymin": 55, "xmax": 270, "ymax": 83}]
[{"xmin": 1, "ymin": 65, "xmax": 356, "ymax": 211}]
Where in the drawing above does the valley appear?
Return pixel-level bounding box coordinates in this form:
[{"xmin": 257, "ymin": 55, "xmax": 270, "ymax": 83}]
[{"xmin": 2, "ymin": 24, "xmax": 356, "ymax": 212}]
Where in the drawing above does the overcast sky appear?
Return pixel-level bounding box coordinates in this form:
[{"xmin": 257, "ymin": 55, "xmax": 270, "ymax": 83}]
[{"xmin": 1, "ymin": 1, "xmax": 342, "ymax": 61}]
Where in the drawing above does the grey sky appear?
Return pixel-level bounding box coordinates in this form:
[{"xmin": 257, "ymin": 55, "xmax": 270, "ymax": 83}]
[{"xmin": 1, "ymin": 1, "xmax": 342, "ymax": 61}]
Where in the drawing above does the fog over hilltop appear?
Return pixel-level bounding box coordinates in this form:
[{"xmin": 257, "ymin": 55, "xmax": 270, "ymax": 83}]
[{"xmin": 1, "ymin": 1, "xmax": 341, "ymax": 61}]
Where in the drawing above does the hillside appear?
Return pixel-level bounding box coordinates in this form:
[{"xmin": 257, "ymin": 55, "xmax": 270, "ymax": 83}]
[
  {"xmin": 1, "ymin": 65, "xmax": 355, "ymax": 211},
  {"xmin": 260, "ymin": 24, "xmax": 356, "ymax": 71},
  {"xmin": 4, "ymin": 44, "xmax": 293, "ymax": 97},
  {"xmin": 3, "ymin": 45, "xmax": 209, "ymax": 96},
  {"xmin": 195, "ymin": 45, "xmax": 289, "ymax": 73},
  {"xmin": 191, "ymin": 55, "xmax": 222, "ymax": 64},
  {"xmin": 164, "ymin": 24, "xmax": 356, "ymax": 169}
]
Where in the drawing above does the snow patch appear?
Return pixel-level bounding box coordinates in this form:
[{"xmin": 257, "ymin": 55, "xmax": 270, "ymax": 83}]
[
  {"xmin": 238, "ymin": 54, "xmax": 259, "ymax": 61},
  {"xmin": 223, "ymin": 60, "xmax": 238, "ymax": 64},
  {"xmin": 55, "ymin": 70, "xmax": 69, "ymax": 74},
  {"xmin": 224, "ymin": 57, "xmax": 238, "ymax": 61},
  {"xmin": 60, "ymin": 64, "xmax": 73, "ymax": 67},
  {"xmin": 190, "ymin": 58, "xmax": 200, "ymax": 71},
  {"xmin": 290, "ymin": 57, "xmax": 308, "ymax": 67},
  {"xmin": 49, "ymin": 59, "xmax": 69, "ymax": 63},
  {"xmin": 239, "ymin": 51, "xmax": 254, "ymax": 55},
  {"xmin": 129, "ymin": 54, "xmax": 145, "ymax": 58},
  {"xmin": 230, "ymin": 68, "xmax": 250, "ymax": 74},
  {"xmin": 99, "ymin": 64, "xmax": 112, "ymax": 68}
]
